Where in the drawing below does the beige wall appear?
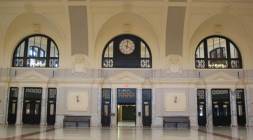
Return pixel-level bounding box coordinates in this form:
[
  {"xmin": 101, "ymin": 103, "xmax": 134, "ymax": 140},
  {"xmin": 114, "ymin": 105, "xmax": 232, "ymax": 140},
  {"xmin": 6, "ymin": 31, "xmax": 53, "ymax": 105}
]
[
  {"xmin": 0, "ymin": 1, "xmax": 252, "ymax": 70},
  {"xmin": 1, "ymin": 1, "xmax": 253, "ymax": 126}
]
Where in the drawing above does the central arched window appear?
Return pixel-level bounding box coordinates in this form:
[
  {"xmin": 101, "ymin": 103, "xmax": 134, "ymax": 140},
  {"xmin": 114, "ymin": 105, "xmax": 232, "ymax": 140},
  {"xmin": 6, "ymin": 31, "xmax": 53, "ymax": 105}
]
[
  {"xmin": 102, "ymin": 34, "xmax": 152, "ymax": 68},
  {"xmin": 195, "ymin": 35, "xmax": 242, "ymax": 69},
  {"xmin": 13, "ymin": 34, "xmax": 59, "ymax": 68}
]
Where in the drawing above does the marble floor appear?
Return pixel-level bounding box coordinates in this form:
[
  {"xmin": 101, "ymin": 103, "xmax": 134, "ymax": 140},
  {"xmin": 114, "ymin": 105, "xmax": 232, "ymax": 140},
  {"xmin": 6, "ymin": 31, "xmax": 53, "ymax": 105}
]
[{"xmin": 0, "ymin": 125, "xmax": 252, "ymax": 140}]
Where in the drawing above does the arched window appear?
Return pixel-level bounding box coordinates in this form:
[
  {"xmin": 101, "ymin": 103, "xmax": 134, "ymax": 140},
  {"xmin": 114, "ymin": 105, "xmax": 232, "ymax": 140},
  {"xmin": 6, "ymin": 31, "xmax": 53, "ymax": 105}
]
[
  {"xmin": 195, "ymin": 35, "xmax": 242, "ymax": 69},
  {"xmin": 13, "ymin": 34, "xmax": 59, "ymax": 68},
  {"xmin": 102, "ymin": 34, "xmax": 152, "ymax": 68}
]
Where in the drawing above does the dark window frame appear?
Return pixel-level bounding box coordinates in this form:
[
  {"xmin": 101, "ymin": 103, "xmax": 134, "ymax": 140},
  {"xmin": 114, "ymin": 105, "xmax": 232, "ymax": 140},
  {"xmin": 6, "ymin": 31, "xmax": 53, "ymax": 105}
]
[
  {"xmin": 195, "ymin": 35, "xmax": 242, "ymax": 69},
  {"xmin": 102, "ymin": 34, "xmax": 152, "ymax": 68},
  {"xmin": 12, "ymin": 34, "xmax": 59, "ymax": 68}
]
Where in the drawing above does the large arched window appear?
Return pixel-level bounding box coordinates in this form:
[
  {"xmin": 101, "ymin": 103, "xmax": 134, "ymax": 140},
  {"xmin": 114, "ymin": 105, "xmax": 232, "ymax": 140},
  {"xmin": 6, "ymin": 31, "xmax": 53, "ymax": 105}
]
[
  {"xmin": 13, "ymin": 34, "xmax": 59, "ymax": 68},
  {"xmin": 195, "ymin": 35, "xmax": 242, "ymax": 69},
  {"xmin": 102, "ymin": 34, "xmax": 152, "ymax": 68}
]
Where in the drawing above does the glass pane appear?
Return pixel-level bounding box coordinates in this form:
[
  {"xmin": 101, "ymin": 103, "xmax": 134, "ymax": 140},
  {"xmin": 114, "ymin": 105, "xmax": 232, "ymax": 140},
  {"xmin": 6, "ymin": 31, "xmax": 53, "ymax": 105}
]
[
  {"xmin": 103, "ymin": 59, "xmax": 113, "ymax": 68},
  {"xmin": 49, "ymin": 92, "xmax": 57, "ymax": 99},
  {"xmin": 104, "ymin": 105, "xmax": 108, "ymax": 116},
  {"xmin": 14, "ymin": 59, "xmax": 24, "ymax": 67},
  {"xmin": 40, "ymin": 37, "xmax": 48, "ymax": 56},
  {"xmin": 50, "ymin": 42, "xmax": 59, "ymax": 57},
  {"xmin": 199, "ymin": 105, "xmax": 203, "ymax": 116},
  {"xmin": 104, "ymin": 47, "xmax": 109, "ymax": 57},
  {"xmin": 214, "ymin": 104, "xmax": 219, "ymax": 116},
  {"xmin": 26, "ymin": 104, "xmax": 30, "ymax": 115},
  {"xmin": 35, "ymin": 104, "xmax": 39, "ymax": 115},
  {"xmin": 196, "ymin": 59, "xmax": 205, "ymax": 68},
  {"xmin": 238, "ymin": 105, "xmax": 243, "ymax": 116},
  {"xmin": 208, "ymin": 37, "xmax": 227, "ymax": 58},
  {"xmin": 104, "ymin": 42, "xmax": 113, "ymax": 58},
  {"xmin": 196, "ymin": 43, "xmax": 204, "ymax": 58},
  {"xmin": 223, "ymin": 104, "xmax": 228, "ymax": 116},
  {"xmin": 141, "ymin": 59, "xmax": 151, "ymax": 68},
  {"xmin": 231, "ymin": 60, "xmax": 241, "ymax": 68},
  {"xmin": 145, "ymin": 105, "xmax": 149, "ymax": 117},
  {"xmin": 208, "ymin": 60, "xmax": 228, "ymax": 69},
  {"xmin": 27, "ymin": 58, "xmax": 46, "ymax": 67},
  {"xmin": 49, "ymin": 59, "xmax": 59, "ymax": 68},
  {"xmin": 28, "ymin": 37, "xmax": 35, "ymax": 47},
  {"xmin": 50, "ymin": 104, "xmax": 55, "ymax": 115},
  {"xmin": 108, "ymin": 42, "xmax": 113, "ymax": 57},
  {"xmin": 12, "ymin": 103, "xmax": 16, "ymax": 114},
  {"xmin": 141, "ymin": 42, "xmax": 150, "ymax": 58},
  {"xmin": 230, "ymin": 43, "xmax": 239, "ymax": 58},
  {"xmin": 16, "ymin": 42, "xmax": 25, "ymax": 57}
]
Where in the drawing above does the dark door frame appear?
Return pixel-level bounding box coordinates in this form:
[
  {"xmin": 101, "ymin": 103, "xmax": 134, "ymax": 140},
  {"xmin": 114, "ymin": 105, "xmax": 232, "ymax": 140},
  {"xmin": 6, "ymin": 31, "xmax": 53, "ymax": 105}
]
[
  {"xmin": 101, "ymin": 88, "xmax": 111, "ymax": 127},
  {"xmin": 22, "ymin": 87, "xmax": 42, "ymax": 125},
  {"xmin": 211, "ymin": 89, "xmax": 231, "ymax": 126},
  {"xmin": 7, "ymin": 87, "xmax": 19, "ymax": 125}
]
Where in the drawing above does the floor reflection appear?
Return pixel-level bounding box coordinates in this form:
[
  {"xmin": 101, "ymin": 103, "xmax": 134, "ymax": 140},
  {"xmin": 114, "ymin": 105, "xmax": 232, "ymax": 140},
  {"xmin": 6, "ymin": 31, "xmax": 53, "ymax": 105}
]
[{"xmin": 0, "ymin": 126, "xmax": 252, "ymax": 140}]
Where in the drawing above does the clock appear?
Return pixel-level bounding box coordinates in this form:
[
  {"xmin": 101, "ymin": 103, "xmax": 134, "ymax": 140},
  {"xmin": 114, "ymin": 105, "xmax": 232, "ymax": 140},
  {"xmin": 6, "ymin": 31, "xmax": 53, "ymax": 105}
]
[{"xmin": 119, "ymin": 39, "xmax": 135, "ymax": 55}]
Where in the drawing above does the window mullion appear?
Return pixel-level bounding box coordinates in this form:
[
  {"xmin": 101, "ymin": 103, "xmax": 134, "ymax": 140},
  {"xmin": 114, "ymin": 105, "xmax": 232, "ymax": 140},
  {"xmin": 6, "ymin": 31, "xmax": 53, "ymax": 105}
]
[
  {"xmin": 226, "ymin": 40, "xmax": 231, "ymax": 68},
  {"xmin": 203, "ymin": 39, "xmax": 208, "ymax": 68},
  {"xmin": 46, "ymin": 38, "xmax": 51, "ymax": 67},
  {"xmin": 23, "ymin": 38, "xmax": 29, "ymax": 67}
]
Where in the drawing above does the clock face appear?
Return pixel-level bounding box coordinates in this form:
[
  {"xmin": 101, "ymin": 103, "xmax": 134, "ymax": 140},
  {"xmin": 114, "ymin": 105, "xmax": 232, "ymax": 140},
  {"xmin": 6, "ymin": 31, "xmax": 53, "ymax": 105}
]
[{"xmin": 119, "ymin": 39, "xmax": 135, "ymax": 55}]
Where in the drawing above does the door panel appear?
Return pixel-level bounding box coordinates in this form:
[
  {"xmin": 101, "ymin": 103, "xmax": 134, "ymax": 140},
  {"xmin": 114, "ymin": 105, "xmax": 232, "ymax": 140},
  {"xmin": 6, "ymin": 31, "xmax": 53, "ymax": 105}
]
[
  {"xmin": 142, "ymin": 89, "xmax": 152, "ymax": 127},
  {"xmin": 212, "ymin": 89, "xmax": 231, "ymax": 126},
  {"xmin": 235, "ymin": 89, "xmax": 246, "ymax": 126},
  {"xmin": 7, "ymin": 87, "xmax": 19, "ymax": 124},
  {"xmin": 101, "ymin": 88, "xmax": 111, "ymax": 127},
  {"xmin": 197, "ymin": 89, "xmax": 207, "ymax": 126},
  {"xmin": 22, "ymin": 88, "xmax": 42, "ymax": 125},
  {"xmin": 47, "ymin": 88, "xmax": 57, "ymax": 125}
]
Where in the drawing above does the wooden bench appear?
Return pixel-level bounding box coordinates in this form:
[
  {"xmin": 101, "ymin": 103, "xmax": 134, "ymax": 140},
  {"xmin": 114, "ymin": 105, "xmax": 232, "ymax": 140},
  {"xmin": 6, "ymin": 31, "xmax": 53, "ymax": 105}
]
[
  {"xmin": 163, "ymin": 116, "xmax": 190, "ymax": 128},
  {"xmin": 63, "ymin": 116, "xmax": 91, "ymax": 128}
]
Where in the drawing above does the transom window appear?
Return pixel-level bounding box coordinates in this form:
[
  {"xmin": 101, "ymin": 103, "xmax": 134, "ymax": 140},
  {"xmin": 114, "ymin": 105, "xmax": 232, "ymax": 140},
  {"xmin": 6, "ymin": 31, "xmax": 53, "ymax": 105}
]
[
  {"xmin": 102, "ymin": 34, "xmax": 152, "ymax": 68},
  {"xmin": 13, "ymin": 34, "xmax": 59, "ymax": 68},
  {"xmin": 195, "ymin": 35, "xmax": 242, "ymax": 69}
]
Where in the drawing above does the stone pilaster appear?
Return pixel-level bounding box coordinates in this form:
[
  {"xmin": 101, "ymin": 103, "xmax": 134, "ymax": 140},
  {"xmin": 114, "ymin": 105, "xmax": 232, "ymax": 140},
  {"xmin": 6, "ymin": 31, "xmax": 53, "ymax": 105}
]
[
  {"xmin": 40, "ymin": 87, "xmax": 47, "ymax": 125},
  {"xmin": 16, "ymin": 87, "xmax": 23, "ymax": 125},
  {"xmin": 230, "ymin": 89, "xmax": 238, "ymax": 127},
  {"xmin": 136, "ymin": 88, "xmax": 142, "ymax": 127}
]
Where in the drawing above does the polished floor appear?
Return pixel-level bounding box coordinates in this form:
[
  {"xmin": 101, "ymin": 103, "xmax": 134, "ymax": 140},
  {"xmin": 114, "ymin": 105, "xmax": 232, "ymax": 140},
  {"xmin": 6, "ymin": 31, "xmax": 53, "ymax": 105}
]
[{"xmin": 0, "ymin": 125, "xmax": 252, "ymax": 140}]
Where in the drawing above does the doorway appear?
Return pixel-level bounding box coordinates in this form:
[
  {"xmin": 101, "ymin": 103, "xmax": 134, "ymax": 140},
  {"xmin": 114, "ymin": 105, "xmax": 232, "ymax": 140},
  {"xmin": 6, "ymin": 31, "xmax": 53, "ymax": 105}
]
[
  {"xmin": 47, "ymin": 88, "xmax": 57, "ymax": 125},
  {"xmin": 235, "ymin": 89, "xmax": 246, "ymax": 126},
  {"xmin": 197, "ymin": 89, "xmax": 207, "ymax": 127},
  {"xmin": 142, "ymin": 89, "xmax": 152, "ymax": 127},
  {"xmin": 117, "ymin": 88, "xmax": 136, "ymax": 127},
  {"xmin": 117, "ymin": 104, "xmax": 136, "ymax": 126},
  {"xmin": 212, "ymin": 89, "xmax": 231, "ymax": 126},
  {"xmin": 7, "ymin": 87, "xmax": 19, "ymax": 125},
  {"xmin": 22, "ymin": 87, "xmax": 42, "ymax": 125},
  {"xmin": 101, "ymin": 88, "xmax": 111, "ymax": 127}
]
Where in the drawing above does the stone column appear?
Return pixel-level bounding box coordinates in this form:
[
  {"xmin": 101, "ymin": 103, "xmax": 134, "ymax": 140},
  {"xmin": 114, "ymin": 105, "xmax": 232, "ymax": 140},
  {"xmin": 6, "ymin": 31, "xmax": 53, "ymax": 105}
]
[
  {"xmin": 230, "ymin": 89, "xmax": 238, "ymax": 127},
  {"xmin": 245, "ymin": 87, "xmax": 250, "ymax": 126},
  {"xmin": 16, "ymin": 87, "xmax": 23, "ymax": 125},
  {"xmin": 151, "ymin": 88, "xmax": 157, "ymax": 127},
  {"xmin": 206, "ymin": 88, "xmax": 213, "ymax": 129},
  {"xmin": 189, "ymin": 88, "xmax": 198, "ymax": 127},
  {"xmin": 97, "ymin": 87, "xmax": 102, "ymax": 127},
  {"xmin": 40, "ymin": 87, "xmax": 47, "ymax": 126},
  {"xmin": 136, "ymin": 88, "xmax": 142, "ymax": 127},
  {"xmin": 111, "ymin": 88, "xmax": 117, "ymax": 127},
  {"xmin": 3, "ymin": 86, "xmax": 9, "ymax": 125}
]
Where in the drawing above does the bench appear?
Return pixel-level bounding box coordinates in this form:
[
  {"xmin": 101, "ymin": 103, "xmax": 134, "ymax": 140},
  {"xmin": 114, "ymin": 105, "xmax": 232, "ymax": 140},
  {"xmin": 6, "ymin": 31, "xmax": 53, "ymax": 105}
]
[
  {"xmin": 63, "ymin": 116, "xmax": 91, "ymax": 128},
  {"xmin": 163, "ymin": 116, "xmax": 190, "ymax": 128}
]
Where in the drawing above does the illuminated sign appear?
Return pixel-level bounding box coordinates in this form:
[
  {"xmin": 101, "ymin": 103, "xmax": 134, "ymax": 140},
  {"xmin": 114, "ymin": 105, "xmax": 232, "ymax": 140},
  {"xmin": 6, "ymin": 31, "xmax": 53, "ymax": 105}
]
[{"xmin": 117, "ymin": 88, "xmax": 136, "ymax": 104}]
